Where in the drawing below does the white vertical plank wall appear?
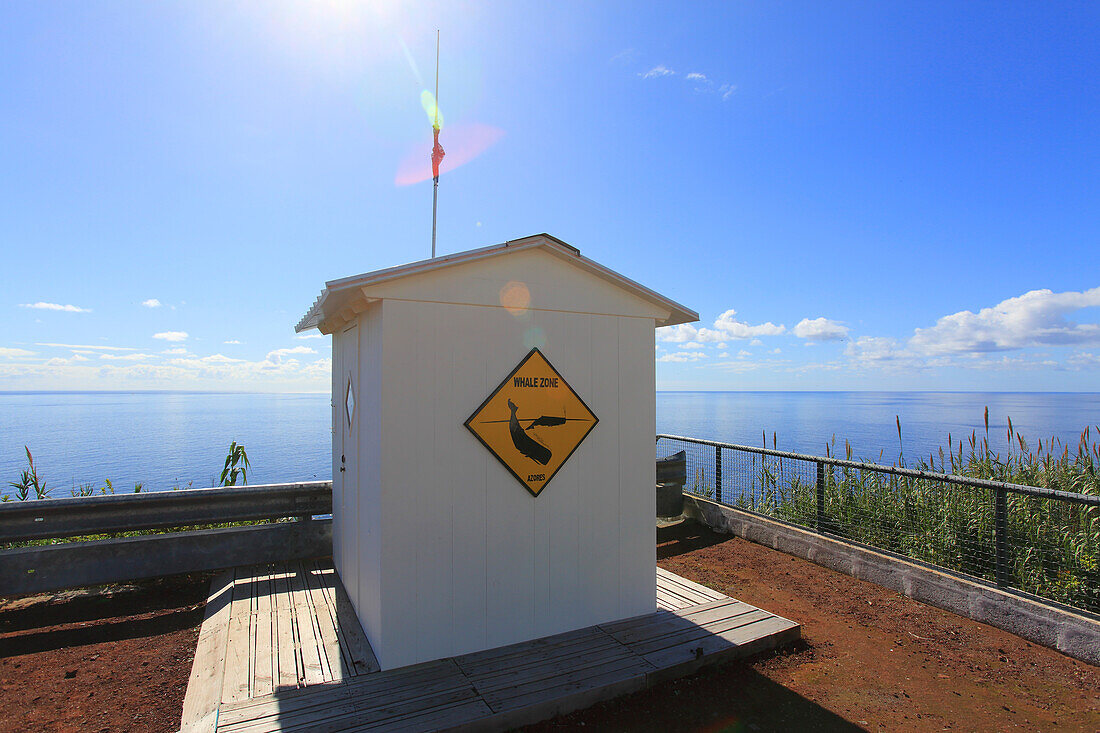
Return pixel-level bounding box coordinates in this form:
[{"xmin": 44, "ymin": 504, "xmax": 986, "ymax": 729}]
[
  {"xmin": 355, "ymin": 304, "xmax": 383, "ymax": 646},
  {"xmin": 323, "ymin": 244, "xmax": 692, "ymax": 670}
]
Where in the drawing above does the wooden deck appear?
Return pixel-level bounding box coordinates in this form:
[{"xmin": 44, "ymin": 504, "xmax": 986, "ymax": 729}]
[{"xmin": 182, "ymin": 563, "xmax": 799, "ymax": 732}]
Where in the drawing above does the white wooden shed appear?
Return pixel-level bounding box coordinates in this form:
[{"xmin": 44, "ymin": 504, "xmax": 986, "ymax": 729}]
[{"xmin": 295, "ymin": 233, "xmax": 697, "ymax": 670}]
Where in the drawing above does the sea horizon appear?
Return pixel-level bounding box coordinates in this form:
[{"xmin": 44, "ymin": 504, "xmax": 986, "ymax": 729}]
[{"xmin": 3, "ymin": 390, "xmax": 1098, "ymax": 495}]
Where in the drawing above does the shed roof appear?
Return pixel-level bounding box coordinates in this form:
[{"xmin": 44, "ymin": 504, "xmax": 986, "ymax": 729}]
[{"xmin": 295, "ymin": 233, "xmax": 698, "ymax": 333}]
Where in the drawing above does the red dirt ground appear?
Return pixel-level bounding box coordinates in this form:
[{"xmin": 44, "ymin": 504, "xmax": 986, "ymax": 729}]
[
  {"xmin": 524, "ymin": 521, "xmax": 1100, "ymax": 732},
  {"xmin": 0, "ymin": 574, "xmax": 209, "ymax": 733}
]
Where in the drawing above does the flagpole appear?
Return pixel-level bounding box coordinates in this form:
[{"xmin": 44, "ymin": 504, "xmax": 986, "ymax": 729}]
[{"xmin": 431, "ymin": 30, "xmax": 440, "ymax": 259}]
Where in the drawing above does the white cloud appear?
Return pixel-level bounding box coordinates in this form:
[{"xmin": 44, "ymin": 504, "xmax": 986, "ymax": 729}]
[
  {"xmin": 738, "ymin": 350, "xmax": 751, "ymax": 357},
  {"xmin": 845, "ymin": 336, "xmax": 917, "ymax": 368},
  {"xmin": 657, "ymin": 350, "xmax": 706, "ymax": 363},
  {"xmin": 658, "ymin": 309, "xmax": 785, "ymax": 345},
  {"xmin": 0, "ymin": 347, "xmax": 37, "ymax": 358},
  {"xmin": 750, "ymin": 339, "xmax": 763, "ymax": 346},
  {"xmin": 610, "ymin": 48, "xmax": 639, "ymax": 65},
  {"xmin": 771, "ymin": 348, "xmax": 782, "ymax": 354},
  {"xmin": 295, "ymin": 334, "xmax": 324, "ymax": 340},
  {"xmin": 267, "ymin": 346, "xmax": 317, "ymax": 362},
  {"xmin": 162, "ymin": 347, "xmax": 189, "ymax": 355},
  {"xmin": 36, "ymin": 342, "xmax": 136, "ymax": 351},
  {"xmin": 19, "ymin": 302, "xmax": 90, "ymax": 313},
  {"xmin": 1067, "ymin": 352, "xmax": 1100, "ymax": 369},
  {"xmin": 678, "ymin": 341, "xmax": 704, "ymax": 349},
  {"xmin": 44, "ymin": 354, "xmax": 90, "ymax": 366},
  {"xmin": 718, "ymin": 352, "xmax": 729, "ymax": 358},
  {"xmin": 656, "ymin": 323, "xmax": 700, "ymax": 343},
  {"xmin": 640, "ymin": 65, "xmax": 675, "ymax": 79},
  {"xmin": 100, "ymin": 353, "xmax": 156, "ymax": 361},
  {"xmin": 141, "ymin": 299, "xmax": 162, "ymax": 308},
  {"xmin": 223, "ymin": 339, "xmax": 242, "ymax": 345},
  {"xmin": 713, "ymin": 309, "xmax": 786, "ymax": 339},
  {"xmin": 0, "ymin": 346, "xmax": 333, "ymax": 392},
  {"xmin": 793, "ymin": 317, "xmax": 849, "ymax": 341},
  {"xmin": 679, "ymin": 71, "xmax": 737, "ymax": 100},
  {"xmin": 153, "ymin": 331, "xmax": 189, "ymax": 342},
  {"xmin": 910, "ymin": 287, "xmax": 1100, "ymax": 355}
]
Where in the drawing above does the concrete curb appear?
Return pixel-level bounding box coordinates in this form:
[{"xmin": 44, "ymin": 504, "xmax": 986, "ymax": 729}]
[{"xmin": 683, "ymin": 495, "xmax": 1100, "ymax": 667}]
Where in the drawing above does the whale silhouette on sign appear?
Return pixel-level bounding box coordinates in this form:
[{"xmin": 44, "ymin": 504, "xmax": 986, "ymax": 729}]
[{"xmin": 507, "ymin": 399, "xmax": 552, "ymax": 465}]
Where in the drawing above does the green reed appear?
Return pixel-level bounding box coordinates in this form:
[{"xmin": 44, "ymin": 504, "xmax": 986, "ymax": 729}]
[{"xmin": 706, "ymin": 410, "xmax": 1100, "ymax": 614}]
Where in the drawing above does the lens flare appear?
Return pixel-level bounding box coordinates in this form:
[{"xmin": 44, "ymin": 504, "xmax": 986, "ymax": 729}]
[
  {"xmin": 394, "ymin": 123, "xmax": 505, "ymax": 185},
  {"xmin": 500, "ymin": 281, "xmax": 530, "ymax": 316},
  {"xmin": 523, "ymin": 327, "xmax": 546, "ymax": 350},
  {"xmin": 420, "ymin": 90, "xmax": 444, "ymax": 129}
]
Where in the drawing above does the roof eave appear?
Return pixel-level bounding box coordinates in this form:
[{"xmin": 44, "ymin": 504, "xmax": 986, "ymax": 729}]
[{"xmin": 294, "ymin": 234, "xmax": 698, "ymax": 332}]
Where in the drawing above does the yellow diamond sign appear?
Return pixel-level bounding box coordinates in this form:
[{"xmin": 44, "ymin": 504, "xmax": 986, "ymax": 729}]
[{"xmin": 465, "ymin": 348, "xmax": 598, "ymax": 497}]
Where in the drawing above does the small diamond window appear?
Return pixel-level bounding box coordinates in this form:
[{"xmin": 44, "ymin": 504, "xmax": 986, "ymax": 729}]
[{"xmin": 345, "ymin": 379, "xmax": 355, "ymax": 430}]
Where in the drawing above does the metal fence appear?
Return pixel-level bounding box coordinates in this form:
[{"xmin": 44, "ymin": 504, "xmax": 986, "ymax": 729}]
[
  {"xmin": 657, "ymin": 434, "xmax": 1100, "ymax": 615},
  {"xmin": 1, "ymin": 482, "xmax": 332, "ymax": 596}
]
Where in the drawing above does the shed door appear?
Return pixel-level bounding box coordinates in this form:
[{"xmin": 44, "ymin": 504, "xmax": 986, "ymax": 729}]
[{"xmin": 336, "ymin": 324, "xmax": 359, "ymax": 588}]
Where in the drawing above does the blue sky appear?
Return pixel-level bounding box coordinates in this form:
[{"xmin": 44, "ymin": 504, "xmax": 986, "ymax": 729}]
[{"xmin": 3, "ymin": 1, "xmax": 1099, "ymax": 392}]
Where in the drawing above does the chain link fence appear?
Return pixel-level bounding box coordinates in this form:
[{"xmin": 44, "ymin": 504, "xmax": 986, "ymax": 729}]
[{"xmin": 657, "ymin": 434, "xmax": 1100, "ymax": 615}]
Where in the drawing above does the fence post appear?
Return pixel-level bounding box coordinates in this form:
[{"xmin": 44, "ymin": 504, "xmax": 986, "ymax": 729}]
[
  {"xmin": 994, "ymin": 487, "xmax": 1008, "ymax": 588},
  {"xmin": 715, "ymin": 446, "xmax": 723, "ymax": 504},
  {"xmin": 816, "ymin": 461, "xmax": 826, "ymax": 533}
]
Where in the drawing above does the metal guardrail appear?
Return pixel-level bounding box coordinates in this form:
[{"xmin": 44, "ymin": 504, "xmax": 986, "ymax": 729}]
[
  {"xmin": 0, "ymin": 482, "xmax": 333, "ymax": 597},
  {"xmin": 0, "ymin": 481, "xmax": 331, "ymax": 543},
  {"xmin": 657, "ymin": 435, "xmax": 1100, "ymax": 615}
]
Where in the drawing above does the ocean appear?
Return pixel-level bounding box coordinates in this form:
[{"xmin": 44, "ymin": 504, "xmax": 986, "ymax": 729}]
[{"xmin": 1, "ymin": 391, "xmax": 1097, "ymax": 495}]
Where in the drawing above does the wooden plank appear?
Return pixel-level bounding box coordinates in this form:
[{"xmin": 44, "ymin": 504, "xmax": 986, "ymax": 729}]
[
  {"xmin": 300, "ymin": 561, "xmax": 344, "ymax": 681},
  {"xmin": 642, "ymin": 615, "xmax": 800, "ymax": 670},
  {"xmin": 288, "ymin": 561, "xmax": 326, "ymax": 687},
  {"xmin": 210, "ymin": 580, "xmax": 799, "ymax": 733},
  {"xmin": 180, "ymin": 570, "xmax": 234, "ymax": 732},
  {"xmin": 657, "ymin": 567, "xmax": 727, "ymax": 601},
  {"xmin": 656, "ymin": 575, "xmax": 716, "ymax": 605},
  {"xmin": 455, "ymin": 624, "xmax": 609, "ymax": 672},
  {"xmin": 460, "ymin": 635, "xmax": 628, "ymax": 690},
  {"xmin": 600, "ymin": 597, "xmax": 744, "ymax": 636},
  {"xmin": 656, "ymin": 575, "xmax": 717, "ymax": 605},
  {"xmin": 356, "ymin": 699, "xmax": 493, "ymax": 733},
  {"xmin": 482, "ymin": 656, "xmax": 653, "ymax": 713},
  {"xmin": 224, "ymin": 669, "xmax": 476, "ymax": 733},
  {"xmin": 331, "ymin": 565, "xmax": 381, "ymax": 674},
  {"xmin": 221, "ymin": 659, "xmax": 459, "ymax": 724},
  {"xmin": 607, "ymin": 603, "xmax": 763, "ymax": 648},
  {"xmin": 347, "ymin": 685, "xmax": 482, "ymax": 732},
  {"xmin": 252, "ymin": 566, "xmax": 275, "ymax": 699},
  {"xmin": 655, "ymin": 586, "xmax": 692, "ymax": 610},
  {"xmin": 468, "ymin": 640, "xmax": 640, "ymax": 694},
  {"xmin": 222, "ymin": 568, "xmax": 255, "ymax": 704},
  {"xmin": 625, "ymin": 609, "xmax": 775, "ymax": 656},
  {"xmin": 272, "ymin": 565, "xmax": 300, "ymax": 689},
  {"xmin": 310, "ymin": 561, "xmax": 357, "ymax": 677}
]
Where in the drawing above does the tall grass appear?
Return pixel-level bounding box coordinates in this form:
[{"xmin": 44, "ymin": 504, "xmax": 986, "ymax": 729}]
[{"xmin": 690, "ymin": 411, "xmax": 1100, "ymax": 614}]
